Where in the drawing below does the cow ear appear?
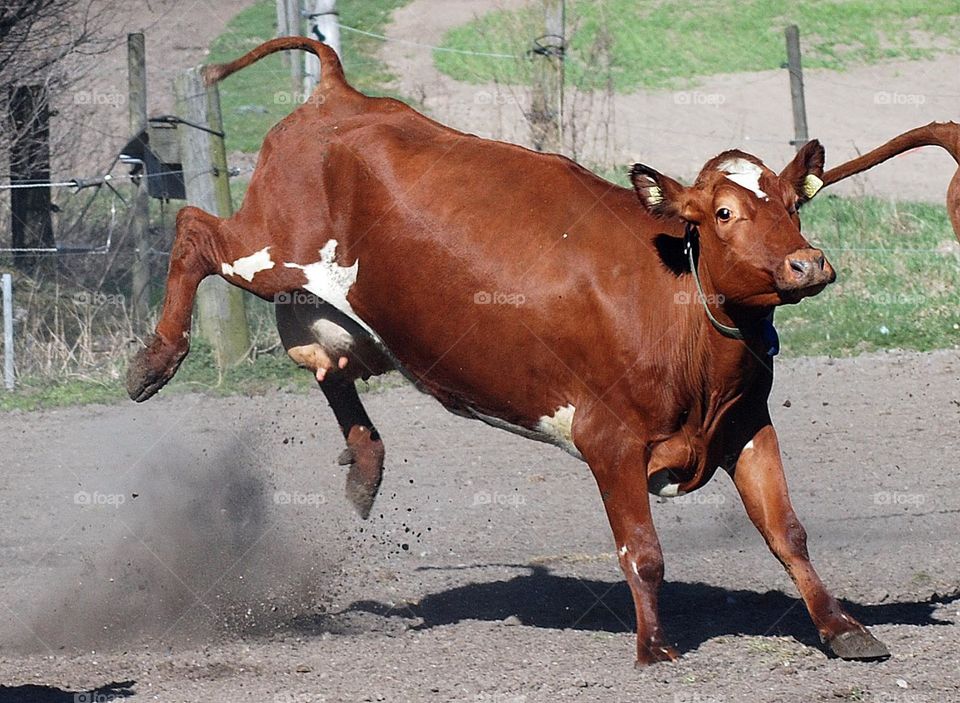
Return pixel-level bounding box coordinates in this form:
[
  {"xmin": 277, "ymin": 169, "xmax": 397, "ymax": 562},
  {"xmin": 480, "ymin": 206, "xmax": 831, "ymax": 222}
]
[
  {"xmin": 630, "ymin": 164, "xmax": 695, "ymax": 224},
  {"xmin": 779, "ymin": 139, "xmax": 826, "ymax": 204}
]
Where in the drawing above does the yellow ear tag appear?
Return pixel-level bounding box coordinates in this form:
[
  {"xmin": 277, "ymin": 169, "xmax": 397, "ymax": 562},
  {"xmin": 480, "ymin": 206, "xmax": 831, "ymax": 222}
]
[
  {"xmin": 647, "ymin": 185, "xmax": 663, "ymax": 206},
  {"xmin": 802, "ymin": 174, "xmax": 823, "ymax": 199}
]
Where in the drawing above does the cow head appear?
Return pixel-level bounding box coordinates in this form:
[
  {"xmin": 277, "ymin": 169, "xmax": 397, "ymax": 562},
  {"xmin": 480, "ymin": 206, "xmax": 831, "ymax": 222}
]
[{"xmin": 631, "ymin": 141, "xmax": 835, "ymax": 307}]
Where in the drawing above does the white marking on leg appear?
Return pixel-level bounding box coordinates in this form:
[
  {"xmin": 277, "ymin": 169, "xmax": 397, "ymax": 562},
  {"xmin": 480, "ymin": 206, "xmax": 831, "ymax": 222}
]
[
  {"xmin": 284, "ymin": 240, "xmax": 374, "ymax": 334},
  {"xmin": 743, "ymin": 439, "xmax": 755, "ymax": 451},
  {"xmin": 657, "ymin": 483, "xmax": 683, "ymax": 498},
  {"xmin": 619, "ymin": 545, "xmax": 629, "ymax": 557},
  {"xmin": 221, "ymin": 246, "xmax": 275, "ymax": 282},
  {"xmin": 536, "ymin": 404, "xmax": 580, "ymax": 459},
  {"xmin": 717, "ymin": 158, "xmax": 768, "ymax": 200}
]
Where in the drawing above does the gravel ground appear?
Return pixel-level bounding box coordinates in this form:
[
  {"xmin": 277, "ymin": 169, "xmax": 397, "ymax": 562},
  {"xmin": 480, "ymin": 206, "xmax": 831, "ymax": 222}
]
[{"xmin": 0, "ymin": 349, "xmax": 958, "ymax": 702}]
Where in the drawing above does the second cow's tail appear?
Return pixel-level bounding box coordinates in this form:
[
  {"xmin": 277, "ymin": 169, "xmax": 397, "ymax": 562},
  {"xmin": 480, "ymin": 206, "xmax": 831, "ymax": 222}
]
[
  {"xmin": 202, "ymin": 36, "xmax": 348, "ymax": 95},
  {"xmin": 822, "ymin": 121, "xmax": 960, "ymax": 240}
]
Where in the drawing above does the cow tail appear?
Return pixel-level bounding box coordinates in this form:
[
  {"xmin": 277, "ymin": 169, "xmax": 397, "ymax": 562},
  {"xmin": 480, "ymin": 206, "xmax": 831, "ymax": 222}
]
[
  {"xmin": 202, "ymin": 37, "xmax": 348, "ymax": 94},
  {"xmin": 822, "ymin": 121, "xmax": 960, "ymax": 239}
]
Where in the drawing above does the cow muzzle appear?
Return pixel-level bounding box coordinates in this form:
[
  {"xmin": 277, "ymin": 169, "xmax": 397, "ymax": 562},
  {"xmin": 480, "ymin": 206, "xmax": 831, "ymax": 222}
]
[{"xmin": 775, "ymin": 247, "xmax": 836, "ymax": 302}]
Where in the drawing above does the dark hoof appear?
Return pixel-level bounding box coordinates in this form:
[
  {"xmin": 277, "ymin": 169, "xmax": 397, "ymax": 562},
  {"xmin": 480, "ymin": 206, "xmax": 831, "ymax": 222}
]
[
  {"xmin": 340, "ymin": 426, "xmax": 385, "ymax": 519},
  {"xmin": 126, "ymin": 334, "xmax": 189, "ymax": 402},
  {"xmin": 827, "ymin": 628, "xmax": 891, "ymax": 661},
  {"xmin": 635, "ymin": 643, "xmax": 681, "ymax": 667}
]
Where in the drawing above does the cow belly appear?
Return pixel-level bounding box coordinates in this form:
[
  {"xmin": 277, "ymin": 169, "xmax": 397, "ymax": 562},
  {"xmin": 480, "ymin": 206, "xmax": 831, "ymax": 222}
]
[{"xmin": 276, "ymin": 300, "xmax": 393, "ymax": 381}]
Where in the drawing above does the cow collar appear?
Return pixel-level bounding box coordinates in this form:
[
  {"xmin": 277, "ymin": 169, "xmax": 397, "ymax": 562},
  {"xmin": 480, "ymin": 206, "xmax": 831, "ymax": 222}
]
[{"xmin": 683, "ymin": 223, "xmax": 780, "ymax": 356}]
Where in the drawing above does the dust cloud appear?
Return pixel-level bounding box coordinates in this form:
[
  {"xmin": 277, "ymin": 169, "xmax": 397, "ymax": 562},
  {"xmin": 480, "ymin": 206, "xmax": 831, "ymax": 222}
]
[{"xmin": 8, "ymin": 435, "xmax": 339, "ymax": 652}]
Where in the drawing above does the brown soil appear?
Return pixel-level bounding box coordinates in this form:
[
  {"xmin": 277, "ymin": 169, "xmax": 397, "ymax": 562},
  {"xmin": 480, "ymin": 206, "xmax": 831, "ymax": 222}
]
[{"xmin": 0, "ymin": 350, "xmax": 958, "ymax": 702}]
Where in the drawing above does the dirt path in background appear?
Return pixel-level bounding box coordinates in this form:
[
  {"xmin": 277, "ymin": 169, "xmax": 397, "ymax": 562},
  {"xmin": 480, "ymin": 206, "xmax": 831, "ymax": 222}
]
[
  {"xmin": 59, "ymin": 0, "xmax": 258, "ymax": 175},
  {"xmin": 381, "ymin": 0, "xmax": 960, "ymax": 203},
  {"xmin": 0, "ymin": 349, "xmax": 958, "ymax": 702}
]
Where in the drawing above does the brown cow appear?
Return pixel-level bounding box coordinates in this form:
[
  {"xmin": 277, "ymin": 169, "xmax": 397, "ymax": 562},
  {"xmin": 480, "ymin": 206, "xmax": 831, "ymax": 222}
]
[{"xmin": 128, "ymin": 38, "xmax": 897, "ymax": 665}]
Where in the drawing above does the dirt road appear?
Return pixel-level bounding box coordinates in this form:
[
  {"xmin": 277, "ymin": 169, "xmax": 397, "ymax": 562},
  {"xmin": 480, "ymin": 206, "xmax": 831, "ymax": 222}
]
[
  {"xmin": 382, "ymin": 0, "xmax": 960, "ymax": 203},
  {"xmin": 0, "ymin": 349, "xmax": 958, "ymax": 702}
]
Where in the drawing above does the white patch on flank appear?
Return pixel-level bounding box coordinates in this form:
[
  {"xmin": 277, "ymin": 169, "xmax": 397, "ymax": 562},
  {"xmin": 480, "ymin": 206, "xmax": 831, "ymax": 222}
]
[
  {"xmin": 619, "ymin": 545, "xmax": 629, "ymax": 557},
  {"xmin": 718, "ymin": 157, "xmax": 768, "ymax": 200},
  {"xmin": 743, "ymin": 439, "xmax": 755, "ymax": 451},
  {"xmin": 536, "ymin": 404, "xmax": 580, "ymax": 459},
  {"xmin": 466, "ymin": 403, "xmax": 583, "ymax": 461},
  {"xmin": 221, "ymin": 246, "xmax": 275, "ymax": 282},
  {"xmin": 284, "ymin": 240, "xmax": 373, "ymax": 334}
]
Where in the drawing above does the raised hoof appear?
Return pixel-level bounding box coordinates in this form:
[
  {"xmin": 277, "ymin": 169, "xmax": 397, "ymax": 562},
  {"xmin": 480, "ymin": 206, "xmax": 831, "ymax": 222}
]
[
  {"xmin": 827, "ymin": 628, "xmax": 891, "ymax": 661},
  {"xmin": 635, "ymin": 643, "xmax": 681, "ymax": 667},
  {"xmin": 339, "ymin": 426, "xmax": 385, "ymax": 520},
  {"xmin": 126, "ymin": 334, "xmax": 189, "ymax": 402}
]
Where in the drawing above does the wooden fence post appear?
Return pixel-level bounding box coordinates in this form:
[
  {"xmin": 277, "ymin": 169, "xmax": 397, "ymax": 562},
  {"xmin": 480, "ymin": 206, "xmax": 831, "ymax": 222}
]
[
  {"xmin": 285, "ymin": 0, "xmax": 303, "ymax": 96},
  {"xmin": 529, "ymin": 0, "xmax": 565, "ymax": 153},
  {"xmin": 174, "ymin": 67, "xmax": 250, "ymax": 370},
  {"xmin": 8, "ymin": 84, "xmax": 54, "ymax": 276},
  {"xmin": 784, "ymin": 25, "xmax": 809, "ymax": 150},
  {"xmin": 127, "ymin": 33, "xmax": 151, "ymax": 324},
  {"xmin": 303, "ymin": 0, "xmax": 341, "ymax": 97}
]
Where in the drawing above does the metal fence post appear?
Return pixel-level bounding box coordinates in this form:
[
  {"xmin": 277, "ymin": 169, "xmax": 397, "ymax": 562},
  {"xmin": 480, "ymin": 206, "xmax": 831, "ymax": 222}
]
[{"xmin": 2, "ymin": 273, "xmax": 13, "ymax": 391}]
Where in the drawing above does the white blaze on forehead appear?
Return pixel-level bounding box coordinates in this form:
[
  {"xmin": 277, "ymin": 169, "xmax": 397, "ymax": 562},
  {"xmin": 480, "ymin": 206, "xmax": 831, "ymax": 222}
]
[
  {"xmin": 221, "ymin": 247, "xmax": 275, "ymax": 282},
  {"xmin": 536, "ymin": 404, "xmax": 580, "ymax": 459},
  {"xmin": 284, "ymin": 240, "xmax": 373, "ymax": 334},
  {"xmin": 718, "ymin": 157, "xmax": 769, "ymax": 201}
]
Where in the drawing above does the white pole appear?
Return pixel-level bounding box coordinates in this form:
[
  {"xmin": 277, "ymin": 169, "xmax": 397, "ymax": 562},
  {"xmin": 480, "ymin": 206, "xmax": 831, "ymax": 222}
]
[
  {"xmin": 303, "ymin": 0, "xmax": 341, "ymax": 98},
  {"xmin": 2, "ymin": 273, "xmax": 13, "ymax": 391}
]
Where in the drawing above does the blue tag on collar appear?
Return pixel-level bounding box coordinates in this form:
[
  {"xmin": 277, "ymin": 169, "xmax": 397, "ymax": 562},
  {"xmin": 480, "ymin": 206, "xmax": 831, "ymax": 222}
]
[{"xmin": 761, "ymin": 317, "xmax": 780, "ymax": 357}]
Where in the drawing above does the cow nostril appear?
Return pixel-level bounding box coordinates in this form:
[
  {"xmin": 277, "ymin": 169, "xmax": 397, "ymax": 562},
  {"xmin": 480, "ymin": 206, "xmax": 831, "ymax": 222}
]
[
  {"xmin": 789, "ymin": 258, "xmax": 810, "ymax": 276},
  {"xmin": 815, "ymin": 253, "xmax": 825, "ymax": 271}
]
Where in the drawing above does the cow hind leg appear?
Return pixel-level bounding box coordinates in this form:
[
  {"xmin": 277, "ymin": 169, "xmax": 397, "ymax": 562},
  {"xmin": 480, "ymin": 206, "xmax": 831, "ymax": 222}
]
[
  {"xmin": 320, "ymin": 374, "xmax": 385, "ymax": 519},
  {"xmin": 127, "ymin": 206, "xmax": 222, "ymax": 402}
]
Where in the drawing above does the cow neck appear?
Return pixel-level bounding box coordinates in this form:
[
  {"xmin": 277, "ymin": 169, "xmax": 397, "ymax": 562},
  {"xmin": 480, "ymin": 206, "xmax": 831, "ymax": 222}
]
[{"xmin": 683, "ymin": 223, "xmax": 780, "ymax": 357}]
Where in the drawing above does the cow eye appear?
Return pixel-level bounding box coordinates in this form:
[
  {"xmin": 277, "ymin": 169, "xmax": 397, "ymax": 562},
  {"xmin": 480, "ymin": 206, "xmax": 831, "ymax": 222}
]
[{"xmin": 716, "ymin": 208, "xmax": 732, "ymax": 222}]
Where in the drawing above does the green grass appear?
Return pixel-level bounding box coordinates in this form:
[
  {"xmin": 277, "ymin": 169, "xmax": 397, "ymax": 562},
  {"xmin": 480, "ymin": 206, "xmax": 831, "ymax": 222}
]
[
  {"xmin": 435, "ymin": 0, "xmax": 960, "ymax": 91},
  {"xmin": 208, "ymin": 0, "xmax": 412, "ymax": 153},
  {"xmin": 777, "ymin": 195, "xmax": 960, "ymax": 357}
]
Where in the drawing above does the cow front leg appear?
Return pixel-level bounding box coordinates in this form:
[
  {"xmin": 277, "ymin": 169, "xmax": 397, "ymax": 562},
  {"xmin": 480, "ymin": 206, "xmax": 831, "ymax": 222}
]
[
  {"xmin": 320, "ymin": 374, "xmax": 385, "ymax": 519},
  {"xmin": 729, "ymin": 423, "xmax": 890, "ymax": 660},
  {"xmin": 577, "ymin": 418, "xmax": 678, "ymax": 666},
  {"xmin": 127, "ymin": 206, "xmax": 222, "ymax": 402}
]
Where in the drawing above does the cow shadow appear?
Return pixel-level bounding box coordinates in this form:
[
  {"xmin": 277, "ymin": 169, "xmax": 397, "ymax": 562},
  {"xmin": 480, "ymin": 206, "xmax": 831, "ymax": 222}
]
[
  {"xmin": 0, "ymin": 680, "xmax": 135, "ymax": 703},
  {"xmin": 290, "ymin": 564, "xmax": 956, "ymax": 654}
]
